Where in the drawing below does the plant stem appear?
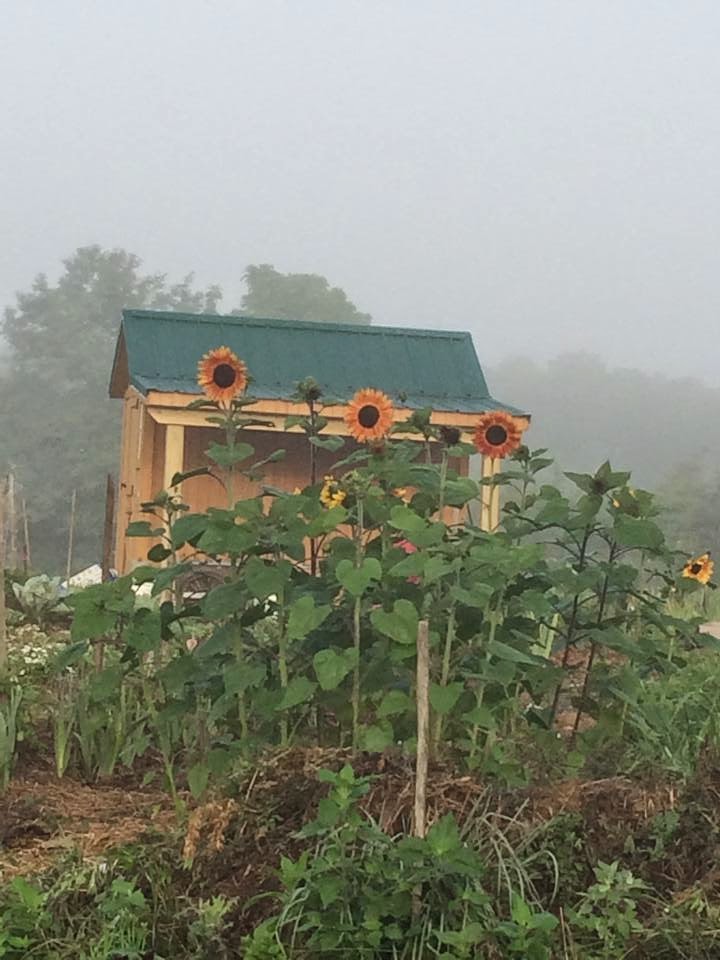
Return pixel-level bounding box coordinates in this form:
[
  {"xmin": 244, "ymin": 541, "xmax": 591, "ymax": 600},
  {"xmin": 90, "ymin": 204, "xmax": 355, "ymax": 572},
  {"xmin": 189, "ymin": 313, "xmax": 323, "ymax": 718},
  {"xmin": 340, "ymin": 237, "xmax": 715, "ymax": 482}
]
[
  {"xmin": 570, "ymin": 543, "xmax": 616, "ymax": 743},
  {"xmin": 432, "ymin": 601, "xmax": 457, "ymax": 751},
  {"xmin": 351, "ymin": 499, "xmax": 365, "ymax": 752},
  {"xmin": 550, "ymin": 526, "xmax": 592, "ymax": 722},
  {"xmin": 277, "ymin": 582, "xmax": 288, "ymax": 747}
]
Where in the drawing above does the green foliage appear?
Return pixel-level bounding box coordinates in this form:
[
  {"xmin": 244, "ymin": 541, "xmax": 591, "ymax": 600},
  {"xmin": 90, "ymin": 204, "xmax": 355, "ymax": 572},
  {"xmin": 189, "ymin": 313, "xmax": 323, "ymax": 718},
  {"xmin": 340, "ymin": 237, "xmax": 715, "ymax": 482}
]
[
  {"xmin": 566, "ymin": 861, "xmax": 647, "ymax": 958},
  {"xmin": 12, "ymin": 574, "xmax": 69, "ymax": 628},
  {"xmin": 240, "ymin": 263, "xmax": 371, "ymax": 324},
  {"xmin": 0, "ymin": 246, "xmax": 222, "ymax": 572},
  {"xmin": 244, "ymin": 765, "xmax": 558, "ymax": 958}
]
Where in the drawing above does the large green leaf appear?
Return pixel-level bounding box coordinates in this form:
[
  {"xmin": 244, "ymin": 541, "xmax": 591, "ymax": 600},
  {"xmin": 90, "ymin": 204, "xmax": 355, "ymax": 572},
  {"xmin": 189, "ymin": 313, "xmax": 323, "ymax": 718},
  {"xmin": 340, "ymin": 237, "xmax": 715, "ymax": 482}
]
[
  {"xmin": 275, "ymin": 676, "xmax": 317, "ymax": 711},
  {"xmin": 124, "ymin": 608, "xmax": 162, "ymax": 654},
  {"xmin": 206, "ymin": 441, "xmax": 254, "ymax": 467},
  {"xmin": 245, "ymin": 557, "xmax": 292, "ymax": 599},
  {"xmin": 336, "ymin": 557, "xmax": 382, "ymax": 597},
  {"xmin": 313, "ymin": 648, "xmax": 356, "ymax": 690},
  {"xmin": 203, "ymin": 582, "xmax": 245, "ymax": 619},
  {"xmin": 224, "ymin": 662, "xmax": 266, "ymax": 695},
  {"xmin": 171, "ymin": 513, "xmax": 209, "ymax": 548},
  {"xmin": 388, "ymin": 505, "xmax": 427, "ymax": 534},
  {"xmin": 287, "ymin": 596, "xmax": 331, "ymax": 640},
  {"xmin": 487, "ymin": 638, "xmax": 540, "ymax": 666},
  {"xmin": 613, "ymin": 516, "xmax": 665, "ymax": 550},
  {"xmin": 377, "ymin": 689, "xmax": 412, "ymax": 717},
  {"xmin": 360, "ymin": 723, "xmax": 394, "ymax": 751},
  {"xmin": 429, "ymin": 682, "xmax": 464, "ymax": 715},
  {"xmin": 370, "ymin": 599, "xmax": 419, "ymax": 645}
]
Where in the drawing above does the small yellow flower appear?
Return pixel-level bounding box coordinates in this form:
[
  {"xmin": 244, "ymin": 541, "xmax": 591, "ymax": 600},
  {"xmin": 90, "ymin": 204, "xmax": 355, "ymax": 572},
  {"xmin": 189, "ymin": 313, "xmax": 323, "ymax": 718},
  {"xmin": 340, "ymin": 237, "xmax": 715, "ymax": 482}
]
[
  {"xmin": 683, "ymin": 552, "xmax": 714, "ymax": 585},
  {"xmin": 320, "ymin": 475, "xmax": 346, "ymax": 509}
]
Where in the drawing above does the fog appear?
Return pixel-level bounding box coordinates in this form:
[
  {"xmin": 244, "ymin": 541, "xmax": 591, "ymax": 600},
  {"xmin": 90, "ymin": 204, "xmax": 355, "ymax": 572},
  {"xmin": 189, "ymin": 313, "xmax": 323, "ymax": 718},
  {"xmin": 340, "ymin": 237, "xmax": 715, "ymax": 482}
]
[{"xmin": 2, "ymin": 2, "xmax": 720, "ymax": 381}]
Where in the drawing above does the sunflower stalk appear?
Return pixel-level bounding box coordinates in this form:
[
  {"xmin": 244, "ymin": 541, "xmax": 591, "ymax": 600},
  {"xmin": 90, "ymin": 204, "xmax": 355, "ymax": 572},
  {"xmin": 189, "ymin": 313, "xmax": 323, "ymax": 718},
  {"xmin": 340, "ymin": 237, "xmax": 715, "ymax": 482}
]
[{"xmin": 351, "ymin": 499, "xmax": 365, "ymax": 752}]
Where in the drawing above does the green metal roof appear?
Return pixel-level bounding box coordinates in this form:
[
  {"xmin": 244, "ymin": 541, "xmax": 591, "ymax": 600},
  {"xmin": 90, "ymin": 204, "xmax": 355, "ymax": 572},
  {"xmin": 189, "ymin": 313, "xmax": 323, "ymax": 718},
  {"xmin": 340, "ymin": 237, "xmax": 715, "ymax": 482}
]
[{"xmin": 110, "ymin": 309, "xmax": 525, "ymax": 415}]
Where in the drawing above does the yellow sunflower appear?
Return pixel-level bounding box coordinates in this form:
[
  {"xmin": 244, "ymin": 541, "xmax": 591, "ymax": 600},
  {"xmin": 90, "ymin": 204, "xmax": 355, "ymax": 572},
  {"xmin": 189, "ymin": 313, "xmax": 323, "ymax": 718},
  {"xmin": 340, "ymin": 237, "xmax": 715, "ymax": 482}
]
[
  {"xmin": 345, "ymin": 388, "xmax": 394, "ymax": 443},
  {"xmin": 320, "ymin": 475, "xmax": 346, "ymax": 509},
  {"xmin": 197, "ymin": 346, "xmax": 248, "ymax": 404},
  {"xmin": 682, "ymin": 552, "xmax": 714, "ymax": 585},
  {"xmin": 472, "ymin": 411, "xmax": 524, "ymax": 459}
]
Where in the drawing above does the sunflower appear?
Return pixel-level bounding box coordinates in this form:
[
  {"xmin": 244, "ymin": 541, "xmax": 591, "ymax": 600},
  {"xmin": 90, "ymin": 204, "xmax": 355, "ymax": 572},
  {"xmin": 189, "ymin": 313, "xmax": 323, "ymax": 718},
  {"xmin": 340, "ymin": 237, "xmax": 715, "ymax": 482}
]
[
  {"xmin": 345, "ymin": 388, "xmax": 394, "ymax": 443},
  {"xmin": 197, "ymin": 346, "xmax": 248, "ymax": 404},
  {"xmin": 473, "ymin": 411, "xmax": 524, "ymax": 459},
  {"xmin": 320, "ymin": 475, "xmax": 346, "ymax": 509},
  {"xmin": 682, "ymin": 552, "xmax": 714, "ymax": 585}
]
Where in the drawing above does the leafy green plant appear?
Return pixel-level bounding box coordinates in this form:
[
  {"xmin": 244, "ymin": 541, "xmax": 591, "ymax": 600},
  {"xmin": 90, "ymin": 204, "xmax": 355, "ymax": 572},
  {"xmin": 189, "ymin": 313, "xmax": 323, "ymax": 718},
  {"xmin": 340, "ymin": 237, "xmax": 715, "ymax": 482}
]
[
  {"xmin": 12, "ymin": 574, "xmax": 69, "ymax": 629},
  {"xmin": 567, "ymin": 860, "xmax": 647, "ymax": 958}
]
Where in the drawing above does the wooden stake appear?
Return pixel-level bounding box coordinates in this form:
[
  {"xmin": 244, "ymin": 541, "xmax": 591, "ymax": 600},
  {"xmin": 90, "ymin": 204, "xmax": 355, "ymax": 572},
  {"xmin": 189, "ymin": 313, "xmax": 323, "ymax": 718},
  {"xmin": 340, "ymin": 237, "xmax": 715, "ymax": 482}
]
[
  {"xmin": 101, "ymin": 475, "xmax": 116, "ymax": 582},
  {"xmin": 21, "ymin": 499, "xmax": 30, "ymax": 573},
  {"xmin": 96, "ymin": 475, "xmax": 116, "ymax": 673},
  {"xmin": 7, "ymin": 473, "xmax": 16, "ymax": 570},
  {"xmin": 66, "ymin": 489, "xmax": 77, "ymax": 587},
  {"xmin": 0, "ymin": 478, "xmax": 8, "ymax": 677},
  {"xmin": 414, "ymin": 618, "xmax": 430, "ymax": 839}
]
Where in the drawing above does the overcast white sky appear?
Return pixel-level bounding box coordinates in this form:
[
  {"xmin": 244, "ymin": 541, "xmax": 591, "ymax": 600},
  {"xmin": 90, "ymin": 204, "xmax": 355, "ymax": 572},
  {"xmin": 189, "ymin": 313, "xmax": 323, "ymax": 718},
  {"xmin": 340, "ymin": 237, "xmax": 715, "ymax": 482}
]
[{"xmin": 2, "ymin": 2, "xmax": 720, "ymax": 381}]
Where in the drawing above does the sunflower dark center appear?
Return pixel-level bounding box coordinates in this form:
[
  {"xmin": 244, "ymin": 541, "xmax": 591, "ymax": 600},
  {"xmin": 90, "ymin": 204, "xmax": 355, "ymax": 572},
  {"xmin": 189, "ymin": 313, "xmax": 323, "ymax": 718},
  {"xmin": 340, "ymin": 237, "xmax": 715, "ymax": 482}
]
[
  {"xmin": 486, "ymin": 424, "xmax": 508, "ymax": 446},
  {"xmin": 691, "ymin": 562, "xmax": 703, "ymax": 574},
  {"xmin": 358, "ymin": 404, "xmax": 380, "ymax": 428},
  {"xmin": 212, "ymin": 363, "xmax": 236, "ymax": 388}
]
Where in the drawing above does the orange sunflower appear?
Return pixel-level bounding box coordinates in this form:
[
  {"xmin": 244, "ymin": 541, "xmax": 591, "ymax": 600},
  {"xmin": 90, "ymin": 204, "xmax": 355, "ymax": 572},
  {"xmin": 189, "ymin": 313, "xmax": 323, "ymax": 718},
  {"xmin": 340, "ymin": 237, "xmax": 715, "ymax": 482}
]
[
  {"xmin": 473, "ymin": 411, "xmax": 524, "ymax": 458},
  {"xmin": 345, "ymin": 388, "xmax": 394, "ymax": 443},
  {"xmin": 197, "ymin": 346, "xmax": 248, "ymax": 404},
  {"xmin": 682, "ymin": 552, "xmax": 714, "ymax": 585}
]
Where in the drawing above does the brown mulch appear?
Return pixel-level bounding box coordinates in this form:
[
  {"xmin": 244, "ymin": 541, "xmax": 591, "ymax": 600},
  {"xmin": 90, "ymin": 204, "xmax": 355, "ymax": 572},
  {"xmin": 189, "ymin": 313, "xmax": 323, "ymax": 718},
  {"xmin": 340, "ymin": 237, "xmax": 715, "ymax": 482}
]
[{"xmin": 0, "ymin": 773, "xmax": 176, "ymax": 880}]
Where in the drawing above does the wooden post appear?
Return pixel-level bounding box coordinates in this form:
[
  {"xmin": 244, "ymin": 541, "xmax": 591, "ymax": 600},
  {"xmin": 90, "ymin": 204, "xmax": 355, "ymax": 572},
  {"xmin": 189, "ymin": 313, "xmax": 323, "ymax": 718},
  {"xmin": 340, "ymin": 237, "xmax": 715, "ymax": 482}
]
[
  {"xmin": 414, "ymin": 619, "xmax": 430, "ymax": 839},
  {"xmin": 7, "ymin": 473, "xmax": 16, "ymax": 571},
  {"xmin": 96, "ymin": 475, "xmax": 116, "ymax": 673},
  {"xmin": 66, "ymin": 489, "xmax": 77, "ymax": 587},
  {"xmin": 480, "ymin": 456, "xmax": 493, "ymax": 531},
  {"xmin": 490, "ymin": 458, "xmax": 502, "ymax": 530},
  {"xmin": 21, "ymin": 499, "xmax": 30, "ymax": 573},
  {"xmin": 0, "ymin": 479, "xmax": 7, "ymax": 677},
  {"xmin": 163, "ymin": 424, "xmax": 185, "ymax": 492},
  {"xmin": 101, "ymin": 475, "xmax": 116, "ymax": 582}
]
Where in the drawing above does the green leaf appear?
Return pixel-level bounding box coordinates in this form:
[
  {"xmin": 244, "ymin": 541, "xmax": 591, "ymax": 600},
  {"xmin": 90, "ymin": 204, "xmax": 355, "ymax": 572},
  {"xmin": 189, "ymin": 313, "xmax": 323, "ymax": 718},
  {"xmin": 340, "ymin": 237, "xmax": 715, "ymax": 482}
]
[
  {"xmin": 614, "ymin": 516, "xmax": 665, "ymax": 550},
  {"xmin": 245, "ymin": 557, "xmax": 292, "ymax": 599},
  {"xmin": 370, "ymin": 599, "xmax": 419, "ymax": 645},
  {"xmin": 360, "ymin": 723, "xmax": 394, "ymax": 751},
  {"xmin": 287, "ymin": 596, "xmax": 331, "ymax": 640},
  {"xmin": 275, "ymin": 676, "xmax": 317, "ymax": 710},
  {"xmin": 147, "ymin": 543, "xmax": 172, "ymax": 563},
  {"xmin": 306, "ymin": 505, "xmax": 347, "ymax": 536},
  {"xmin": 126, "ymin": 521, "xmax": 162, "ymax": 538},
  {"xmin": 124, "ymin": 608, "xmax": 161, "ymax": 653},
  {"xmin": 224, "ymin": 662, "xmax": 266, "ymax": 695},
  {"xmin": 170, "ymin": 466, "xmax": 212, "ymax": 486},
  {"xmin": 309, "ymin": 436, "xmax": 345, "ymax": 452},
  {"xmin": 389, "ymin": 505, "xmax": 427, "ymax": 534},
  {"xmin": 463, "ymin": 704, "xmax": 496, "ymax": 728},
  {"xmin": 54, "ymin": 640, "xmax": 89, "ymax": 672},
  {"xmin": 429, "ymin": 682, "xmax": 464, "ymax": 715},
  {"xmin": 171, "ymin": 514, "xmax": 208, "ymax": 547},
  {"xmin": 313, "ymin": 648, "xmax": 356, "ymax": 690},
  {"xmin": 336, "ymin": 557, "xmax": 382, "ymax": 597},
  {"xmin": 487, "ymin": 639, "xmax": 540, "ymax": 666},
  {"xmin": 450, "ymin": 584, "xmax": 494, "ymax": 608},
  {"xmin": 377, "ymin": 689, "xmax": 412, "ymax": 717},
  {"xmin": 427, "ymin": 814, "xmax": 462, "ymax": 856},
  {"xmin": 206, "ymin": 441, "xmax": 254, "ymax": 467},
  {"xmin": 203, "ymin": 582, "xmax": 245, "ymax": 619},
  {"xmin": 188, "ymin": 762, "xmax": 209, "ymax": 800}
]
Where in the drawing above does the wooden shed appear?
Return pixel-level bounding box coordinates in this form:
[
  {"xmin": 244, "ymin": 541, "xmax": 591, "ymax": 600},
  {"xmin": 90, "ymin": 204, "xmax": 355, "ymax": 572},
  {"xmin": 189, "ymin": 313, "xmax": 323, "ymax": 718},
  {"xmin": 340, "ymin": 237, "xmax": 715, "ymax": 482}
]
[{"xmin": 109, "ymin": 309, "xmax": 528, "ymax": 574}]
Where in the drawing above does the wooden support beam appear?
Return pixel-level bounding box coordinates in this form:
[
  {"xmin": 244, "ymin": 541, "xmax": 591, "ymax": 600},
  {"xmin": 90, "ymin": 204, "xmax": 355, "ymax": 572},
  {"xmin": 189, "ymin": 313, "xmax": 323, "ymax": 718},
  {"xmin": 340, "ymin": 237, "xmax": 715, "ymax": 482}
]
[{"xmin": 163, "ymin": 424, "xmax": 185, "ymax": 491}]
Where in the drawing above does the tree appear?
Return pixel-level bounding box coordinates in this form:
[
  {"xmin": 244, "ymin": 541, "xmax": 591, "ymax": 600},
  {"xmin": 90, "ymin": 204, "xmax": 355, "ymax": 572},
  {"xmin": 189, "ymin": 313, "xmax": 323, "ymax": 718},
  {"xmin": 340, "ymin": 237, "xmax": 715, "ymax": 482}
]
[
  {"xmin": 0, "ymin": 246, "xmax": 221, "ymax": 573},
  {"xmin": 239, "ymin": 264, "xmax": 371, "ymax": 324}
]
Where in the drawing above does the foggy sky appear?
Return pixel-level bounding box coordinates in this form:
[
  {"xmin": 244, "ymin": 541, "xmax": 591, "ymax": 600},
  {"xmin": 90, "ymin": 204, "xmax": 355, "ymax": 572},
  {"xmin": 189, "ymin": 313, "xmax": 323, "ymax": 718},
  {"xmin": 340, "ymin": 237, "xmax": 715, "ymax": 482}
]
[{"xmin": 2, "ymin": 2, "xmax": 720, "ymax": 382}]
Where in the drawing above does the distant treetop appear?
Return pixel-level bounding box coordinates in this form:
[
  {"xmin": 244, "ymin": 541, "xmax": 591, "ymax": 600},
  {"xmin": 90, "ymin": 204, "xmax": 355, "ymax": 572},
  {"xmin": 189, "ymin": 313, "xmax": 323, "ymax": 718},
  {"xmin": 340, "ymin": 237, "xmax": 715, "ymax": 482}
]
[{"xmin": 238, "ymin": 264, "xmax": 371, "ymax": 325}]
